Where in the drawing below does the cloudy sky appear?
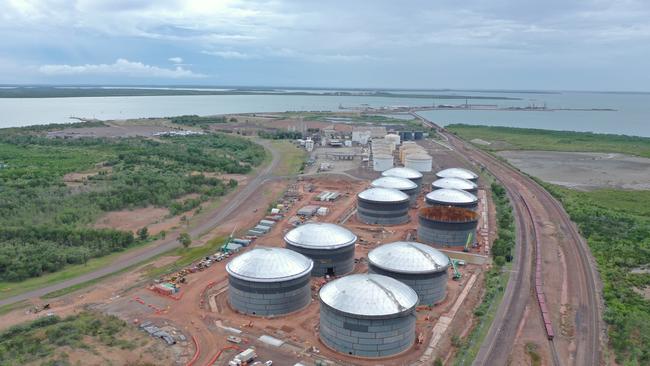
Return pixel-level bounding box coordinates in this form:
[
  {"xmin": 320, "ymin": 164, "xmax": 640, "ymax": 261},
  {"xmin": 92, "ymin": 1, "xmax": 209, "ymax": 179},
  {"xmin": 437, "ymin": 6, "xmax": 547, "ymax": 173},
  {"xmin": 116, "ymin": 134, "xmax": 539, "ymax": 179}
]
[{"xmin": 1, "ymin": 0, "xmax": 649, "ymax": 90}]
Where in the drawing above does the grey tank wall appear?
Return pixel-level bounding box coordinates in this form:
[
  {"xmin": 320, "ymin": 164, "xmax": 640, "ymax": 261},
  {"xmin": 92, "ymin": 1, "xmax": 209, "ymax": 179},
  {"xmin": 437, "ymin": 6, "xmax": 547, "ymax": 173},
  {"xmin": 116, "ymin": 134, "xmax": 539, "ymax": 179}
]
[
  {"xmin": 319, "ymin": 304, "xmax": 416, "ymax": 357},
  {"xmin": 401, "ymin": 187, "xmax": 419, "ymax": 206},
  {"xmin": 286, "ymin": 243, "xmax": 355, "ymax": 277},
  {"xmin": 409, "ymin": 177, "xmax": 423, "ymax": 192},
  {"xmin": 357, "ymin": 199, "xmax": 409, "ymax": 225},
  {"xmin": 228, "ymin": 274, "xmax": 311, "ymax": 317},
  {"xmin": 417, "ymin": 217, "xmax": 478, "ymax": 247},
  {"xmin": 368, "ymin": 264, "xmax": 448, "ymax": 305},
  {"xmin": 425, "ymin": 199, "xmax": 478, "ymax": 211}
]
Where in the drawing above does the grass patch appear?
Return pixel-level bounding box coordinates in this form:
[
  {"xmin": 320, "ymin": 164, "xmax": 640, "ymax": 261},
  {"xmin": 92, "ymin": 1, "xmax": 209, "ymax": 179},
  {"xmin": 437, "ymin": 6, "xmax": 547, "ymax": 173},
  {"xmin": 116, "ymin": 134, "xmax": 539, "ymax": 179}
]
[
  {"xmin": 525, "ymin": 343, "xmax": 542, "ymax": 366},
  {"xmin": 0, "ymin": 300, "xmax": 29, "ymax": 316},
  {"xmin": 145, "ymin": 235, "xmax": 227, "ymax": 279},
  {"xmin": 270, "ymin": 140, "xmax": 307, "ymax": 176},
  {"xmin": 446, "ymin": 124, "xmax": 650, "ymax": 158}
]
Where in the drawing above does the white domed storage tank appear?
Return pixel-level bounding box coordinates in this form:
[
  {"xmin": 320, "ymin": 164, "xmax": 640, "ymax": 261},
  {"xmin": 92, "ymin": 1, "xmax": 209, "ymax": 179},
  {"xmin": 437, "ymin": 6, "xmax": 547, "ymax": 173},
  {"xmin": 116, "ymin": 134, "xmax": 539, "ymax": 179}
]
[
  {"xmin": 425, "ymin": 188, "xmax": 479, "ymax": 210},
  {"xmin": 405, "ymin": 153, "xmax": 432, "ymax": 172},
  {"xmin": 371, "ymin": 176, "xmax": 419, "ymax": 205},
  {"xmin": 284, "ymin": 223, "xmax": 357, "ymax": 277},
  {"xmin": 319, "ymin": 273, "xmax": 418, "ymax": 357},
  {"xmin": 436, "ymin": 168, "xmax": 479, "ymax": 183},
  {"xmin": 357, "ymin": 188, "xmax": 410, "ymax": 225},
  {"xmin": 227, "ymin": 247, "xmax": 313, "ymax": 317},
  {"xmin": 431, "ymin": 177, "xmax": 478, "ymax": 195},
  {"xmin": 368, "ymin": 241, "xmax": 450, "ymax": 305},
  {"xmin": 373, "ymin": 154, "xmax": 394, "ymax": 171},
  {"xmin": 382, "ymin": 167, "xmax": 424, "ymax": 192}
]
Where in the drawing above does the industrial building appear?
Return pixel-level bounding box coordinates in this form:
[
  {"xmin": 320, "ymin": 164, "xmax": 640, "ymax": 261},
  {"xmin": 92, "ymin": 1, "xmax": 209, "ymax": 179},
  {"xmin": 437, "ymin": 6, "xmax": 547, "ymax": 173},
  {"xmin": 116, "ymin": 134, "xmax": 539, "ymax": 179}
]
[
  {"xmin": 371, "ymin": 176, "xmax": 419, "ymax": 205},
  {"xmin": 319, "ymin": 273, "xmax": 418, "ymax": 357},
  {"xmin": 357, "ymin": 188, "xmax": 410, "ymax": 225},
  {"xmin": 417, "ymin": 206, "xmax": 479, "ymax": 248},
  {"xmin": 436, "ymin": 168, "xmax": 479, "ymax": 182},
  {"xmin": 425, "ymin": 188, "xmax": 479, "ymax": 210},
  {"xmin": 284, "ymin": 223, "xmax": 357, "ymax": 277},
  {"xmin": 431, "ymin": 177, "xmax": 478, "ymax": 195},
  {"xmin": 368, "ymin": 241, "xmax": 450, "ymax": 305},
  {"xmin": 226, "ymin": 247, "xmax": 313, "ymax": 317},
  {"xmin": 381, "ymin": 167, "xmax": 424, "ymax": 192}
]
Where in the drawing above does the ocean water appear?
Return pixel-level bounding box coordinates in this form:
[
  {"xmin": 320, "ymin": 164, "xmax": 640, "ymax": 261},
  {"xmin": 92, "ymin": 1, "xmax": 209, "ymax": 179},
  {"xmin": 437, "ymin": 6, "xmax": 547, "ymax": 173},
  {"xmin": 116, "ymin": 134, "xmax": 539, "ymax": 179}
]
[{"xmin": 0, "ymin": 90, "xmax": 648, "ymax": 137}]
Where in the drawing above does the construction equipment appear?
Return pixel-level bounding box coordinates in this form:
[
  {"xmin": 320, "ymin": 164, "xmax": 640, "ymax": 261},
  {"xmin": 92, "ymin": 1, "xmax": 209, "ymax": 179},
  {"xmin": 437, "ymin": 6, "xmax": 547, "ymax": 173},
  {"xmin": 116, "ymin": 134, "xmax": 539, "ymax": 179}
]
[
  {"xmin": 450, "ymin": 257, "xmax": 462, "ymax": 280},
  {"xmin": 463, "ymin": 232, "xmax": 474, "ymax": 252},
  {"xmin": 221, "ymin": 225, "xmax": 238, "ymax": 253}
]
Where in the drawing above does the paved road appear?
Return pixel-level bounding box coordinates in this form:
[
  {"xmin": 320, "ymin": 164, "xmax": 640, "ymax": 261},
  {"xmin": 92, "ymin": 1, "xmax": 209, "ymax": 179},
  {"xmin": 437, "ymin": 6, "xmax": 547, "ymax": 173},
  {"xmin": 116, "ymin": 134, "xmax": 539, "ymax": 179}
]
[{"xmin": 0, "ymin": 139, "xmax": 282, "ymax": 307}]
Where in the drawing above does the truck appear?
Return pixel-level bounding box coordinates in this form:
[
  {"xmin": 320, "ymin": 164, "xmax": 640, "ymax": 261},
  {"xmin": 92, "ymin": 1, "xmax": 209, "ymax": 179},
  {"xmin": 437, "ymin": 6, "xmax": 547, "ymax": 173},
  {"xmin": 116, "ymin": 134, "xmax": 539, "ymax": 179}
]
[{"xmin": 228, "ymin": 348, "xmax": 257, "ymax": 366}]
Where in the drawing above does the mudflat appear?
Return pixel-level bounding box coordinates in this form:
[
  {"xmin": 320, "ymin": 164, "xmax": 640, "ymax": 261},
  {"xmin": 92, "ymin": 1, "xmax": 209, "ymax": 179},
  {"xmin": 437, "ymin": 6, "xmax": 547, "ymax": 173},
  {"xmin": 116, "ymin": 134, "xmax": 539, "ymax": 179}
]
[{"xmin": 497, "ymin": 150, "xmax": 650, "ymax": 190}]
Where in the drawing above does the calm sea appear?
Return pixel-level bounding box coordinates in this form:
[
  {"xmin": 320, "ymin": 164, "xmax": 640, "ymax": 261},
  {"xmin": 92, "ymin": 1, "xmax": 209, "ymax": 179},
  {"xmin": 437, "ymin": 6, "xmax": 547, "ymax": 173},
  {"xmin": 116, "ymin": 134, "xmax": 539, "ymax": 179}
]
[{"xmin": 0, "ymin": 90, "xmax": 648, "ymax": 137}]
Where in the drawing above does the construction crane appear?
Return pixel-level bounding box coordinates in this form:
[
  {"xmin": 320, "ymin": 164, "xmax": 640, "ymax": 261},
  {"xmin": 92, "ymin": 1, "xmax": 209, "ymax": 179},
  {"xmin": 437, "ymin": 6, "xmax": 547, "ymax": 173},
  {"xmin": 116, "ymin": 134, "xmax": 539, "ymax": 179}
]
[
  {"xmin": 221, "ymin": 225, "xmax": 237, "ymax": 253},
  {"xmin": 463, "ymin": 232, "xmax": 474, "ymax": 252}
]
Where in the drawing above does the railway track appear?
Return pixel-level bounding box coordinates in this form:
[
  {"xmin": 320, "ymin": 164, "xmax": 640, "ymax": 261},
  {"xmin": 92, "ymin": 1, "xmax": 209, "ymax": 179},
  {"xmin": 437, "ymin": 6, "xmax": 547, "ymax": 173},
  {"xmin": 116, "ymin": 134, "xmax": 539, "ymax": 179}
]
[{"xmin": 413, "ymin": 113, "xmax": 600, "ymax": 365}]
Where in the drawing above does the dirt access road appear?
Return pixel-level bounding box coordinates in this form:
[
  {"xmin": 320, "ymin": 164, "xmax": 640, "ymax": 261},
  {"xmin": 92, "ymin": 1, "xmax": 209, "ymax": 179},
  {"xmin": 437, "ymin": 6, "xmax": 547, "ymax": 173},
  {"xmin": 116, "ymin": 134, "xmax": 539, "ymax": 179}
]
[
  {"xmin": 0, "ymin": 139, "xmax": 282, "ymax": 308},
  {"xmin": 413, "ymin": 113, "xmax": 601, "ymax": 366}
]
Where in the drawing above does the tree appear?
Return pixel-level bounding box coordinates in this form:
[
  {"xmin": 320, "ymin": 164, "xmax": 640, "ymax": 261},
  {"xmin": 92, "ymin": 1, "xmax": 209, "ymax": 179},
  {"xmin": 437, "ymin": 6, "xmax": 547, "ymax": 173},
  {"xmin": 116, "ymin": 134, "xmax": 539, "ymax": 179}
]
[
  {"xmin": 178, "ymin": 232, "xmax": 192, "ymax": 248},
  {"xmin": 137, "ymin": 227, "xmax": 149, "ymax": 241}
]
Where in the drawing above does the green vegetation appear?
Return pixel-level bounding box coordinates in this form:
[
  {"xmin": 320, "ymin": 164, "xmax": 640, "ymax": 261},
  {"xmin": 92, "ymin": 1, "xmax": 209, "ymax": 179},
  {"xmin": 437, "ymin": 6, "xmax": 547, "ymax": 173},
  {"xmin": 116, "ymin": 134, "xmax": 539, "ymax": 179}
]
[
  {"xmin": 0, "ymin": 124, "xmax": 265, "ymax": 282},
  {"xmin": 542, "ymin": 185, "xmax": 650, "ymax": 364},
  {"xmin": 278, "ymin": 111, "xmax": 428, "ymax": 130},
  {"xmin": 490, "ymin": 183, "xmax": 516, "ymax": 262},
  {"xmin": 447, "ymin": 124, "xmax": 650, "ymax": 158},
  {"xmin": 453, "ymin": 180, "xmax": 512, "ymax": 365},
  {"xmin": 270, "ymin": 140, "xmax": 307, "ymax": 176},
  {"xmin": 168, "ymin": 114, "xmax": 227, "ymax": 128},
  {"xmin": 525, "ymin": 343, "xmax": 542, "ymax": 366},
  {"xmin": 0, "ymin": 311, "xmax": 135, "ymax": 365},
  {"xmin": 446, "ymin": 124, "xmax": 650, "ymax": 364},
  {"xmin": 258, "ymin": 130, "xmax": 303, "ymax": 139}
]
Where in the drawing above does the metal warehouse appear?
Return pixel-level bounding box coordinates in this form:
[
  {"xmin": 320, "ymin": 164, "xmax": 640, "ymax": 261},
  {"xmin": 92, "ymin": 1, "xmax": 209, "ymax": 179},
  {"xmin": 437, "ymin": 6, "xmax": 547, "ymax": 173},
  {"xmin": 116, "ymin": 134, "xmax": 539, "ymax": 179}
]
[
  {"xmin": 431, "ymin": 177, "xmax": 478, "ymax": 195},
  {"xmin": 357, "ymin": 187, "xmax": 410, "ymax": 225},
  {"xmin": 381, "ymin": 167, "xmax": 424, "ymax": 192},
  {"xmin": 425, "ymin": 188, "xmax": 479, "ymax": 210},
  {"xmin": 436, "ymin": 167, "xmax": 479, "ymax": 182},
  {"xmin": 371, "ymin": 176, "xmax": 419, "ymax": 205},
  {"xmin": 319, "ymin": 273, "xmax": 418, "ymax": 357},
  {"xmin": 368, "ymin": 241, "xmax": 450, "ymax": 305},
  {"xmin": 284, "ymin": 223, "xmax": 357, "ymax": 277},
  {"xmin": 226, "ymin": 247, "xmax": 313, "ymax": 317},
  {"xmin": 417, "ymin": 206, "xmax": 479, "ymax": 248}
]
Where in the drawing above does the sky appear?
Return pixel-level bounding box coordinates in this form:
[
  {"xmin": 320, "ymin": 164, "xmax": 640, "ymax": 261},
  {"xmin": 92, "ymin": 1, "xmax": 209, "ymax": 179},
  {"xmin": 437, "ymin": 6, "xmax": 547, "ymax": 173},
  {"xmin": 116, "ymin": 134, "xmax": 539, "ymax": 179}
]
[{"xmin": 1, "ymin": 0, "xmax": 649, "ymax": 91}]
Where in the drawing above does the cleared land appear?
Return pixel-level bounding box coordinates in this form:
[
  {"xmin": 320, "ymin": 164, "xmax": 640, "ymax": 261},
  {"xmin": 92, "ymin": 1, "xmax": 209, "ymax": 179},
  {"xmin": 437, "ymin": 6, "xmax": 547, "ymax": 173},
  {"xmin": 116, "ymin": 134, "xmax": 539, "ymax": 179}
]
[{"xmin": 496, "ymin": 150, "xmax": 650, "ymax": 190}]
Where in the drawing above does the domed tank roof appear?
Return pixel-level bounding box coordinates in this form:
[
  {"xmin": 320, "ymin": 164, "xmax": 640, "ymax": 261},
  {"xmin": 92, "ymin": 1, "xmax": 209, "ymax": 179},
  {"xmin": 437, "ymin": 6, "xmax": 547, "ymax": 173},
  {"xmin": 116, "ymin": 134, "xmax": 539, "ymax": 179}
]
[
  {"xmin": 432, "ymin": 177, "xmax": 478, "ymax": 191},
  {"xmin": 436, "ymin": 168, "xmax": 478, "ymax": 181},
  {"xmin": 319, "ymin": 274, "xmax": 418, "ymax": 317},
  {"xmin": 226, "ymin": 247, "xmax": 313, "ymax": 282},
  {"xmin": 426, "ymin": 188, "xmax": 478, "ymax": 204},
  {"xmin": 368, "ymin": 241, "xmax": 450, "ymax": 274},
  {"xmin": 358, "ymin": 187, "xmax": 409, "ymax": 203},
  {"xmin": 381, "ymin": 167, "xmax": 423, "ymax": 180},
  {"xmin": 371, "ymin": 176, "xmax": 417, "ymax": 191},
  {"xmin": 284, "ymin": 223, "xmax": 357, "ymax": 250}
]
